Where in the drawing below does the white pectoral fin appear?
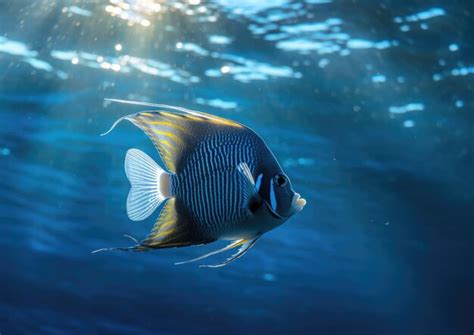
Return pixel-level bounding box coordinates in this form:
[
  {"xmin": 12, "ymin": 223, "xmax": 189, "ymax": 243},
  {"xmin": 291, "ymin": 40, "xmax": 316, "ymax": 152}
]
[
  {"xmin": 237, "ymin": 162, "xmax": 255, "ymax": 186},
  {"xmin": 175, "ymin": 236, "xmax": 260, "ymax": 267},
  {"xmin": 236, "ymin": 162, "xmax": 260, "ymax": 210}
]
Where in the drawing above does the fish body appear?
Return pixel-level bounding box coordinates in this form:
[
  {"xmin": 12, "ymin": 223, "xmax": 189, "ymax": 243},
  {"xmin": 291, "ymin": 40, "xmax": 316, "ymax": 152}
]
[
  {"xmin": 100, "ymin": 99, "xmax": 306, "ymax": 267},
  {"xmin": 170, "ymin": 128, "xmax": 282, "ymax": 240}
]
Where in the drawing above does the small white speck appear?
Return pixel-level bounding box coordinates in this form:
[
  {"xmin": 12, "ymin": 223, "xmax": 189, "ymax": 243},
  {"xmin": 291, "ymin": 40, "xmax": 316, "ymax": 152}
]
[
  {"xmin": 220, "ymin": 65, "xmax": 231, "ymax": 74},
  {"xmin": 385, "ymin": 222, "xmax": 390, "ymax": 226},
  {"xmin": 340, "ymin": 49, "xmax": 351, "ymax": 56},
  {"xmin": 372, "ymin": 74, "xmax": 386, "ymax": 83},
  {"xmin": 400, "ymin": 25, "xmax": 410, "ymax": 32},
  {"xmin": 0, "ymin": 147, "xmax": 11, "ymax": 156},
  {"xmin": 114, "ymin": 43, "xmax": 122, "ymax": 51},
  {"xmin": 209, "ymin": 35, "xmax": 232, "ymax": 45},
  {"xmin": 432, "ymin": 73, "xmax": 442, "ymax": 81},
  {"xmin": 449, "ymin": 43, "xmax": 459, "ymax": 52},
  {"xmin": 455, "ymin": 100, "xmax": 464, "ymax": 108},
  {"xmin": 111, "ymin": 63, "xmax": 121, "ymax": 72},
  {"xmin": 403, "ymin": 120, "xmax": 415, "ymax": 128},
  {"xmin": 71, "ymin": 57, "xmax": 79, "ymax": 65},
  {"xmin": 263, "ymin": 273, "xmax": 276, "ymax": 282},
  {"xmin": 389, "ymin": 103, "xmax": 424, "ymax": 114},
  {"xmin": 318, "ymin": 58, "xmax": 329, "ymax": 68}
]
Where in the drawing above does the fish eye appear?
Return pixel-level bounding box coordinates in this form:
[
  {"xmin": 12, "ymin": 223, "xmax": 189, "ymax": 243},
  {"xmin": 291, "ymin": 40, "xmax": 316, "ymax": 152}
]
[{"xmin": 274, "ymin": 173, "xmax": 288, "ymax": 187}]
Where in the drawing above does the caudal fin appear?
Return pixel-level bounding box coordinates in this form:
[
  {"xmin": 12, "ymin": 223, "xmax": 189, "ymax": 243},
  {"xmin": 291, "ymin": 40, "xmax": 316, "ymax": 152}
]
[{"xmin": 124, "ymin": 148, "xmax": 171, "ymax": 221}]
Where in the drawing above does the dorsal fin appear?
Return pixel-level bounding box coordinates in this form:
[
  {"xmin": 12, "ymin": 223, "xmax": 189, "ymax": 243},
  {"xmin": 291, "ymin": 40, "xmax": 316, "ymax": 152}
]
[
  {"xmin": 102, "ymin": 99, "xmax": 244, "ymax": 174},
  {"xmin": 104, "ymin": 98, "xmax": 243, "ymax": 128}
]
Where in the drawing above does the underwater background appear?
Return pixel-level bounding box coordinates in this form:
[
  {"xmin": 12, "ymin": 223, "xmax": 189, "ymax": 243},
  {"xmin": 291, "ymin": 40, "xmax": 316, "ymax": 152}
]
[{"xmin": 0, "ymin": 0, "xmax": 472, "ymax": 334}]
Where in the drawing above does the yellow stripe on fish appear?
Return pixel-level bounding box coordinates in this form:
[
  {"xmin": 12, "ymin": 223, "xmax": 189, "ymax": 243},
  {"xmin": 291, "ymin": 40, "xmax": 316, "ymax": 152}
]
[
  {"xmin": 183, "ymin": 114, "xmax": 204, "ymax": 122},
  {"xmin": 147, "ymin": 120, "xmax": 187, "ymax": 132},
  {"xmin": 160, "ymin": 112, "xmax": 184, "ymax": 120},
  {"xmin": 152, "ymin": 129, "xmax": 182, "ymax": 145}
]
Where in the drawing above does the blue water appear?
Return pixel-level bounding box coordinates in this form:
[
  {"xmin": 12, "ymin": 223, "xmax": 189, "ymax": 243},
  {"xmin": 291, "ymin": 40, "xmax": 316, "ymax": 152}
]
[{"xmin": 0, "ymin": 1, "xmax": 473, "ymax": 334}]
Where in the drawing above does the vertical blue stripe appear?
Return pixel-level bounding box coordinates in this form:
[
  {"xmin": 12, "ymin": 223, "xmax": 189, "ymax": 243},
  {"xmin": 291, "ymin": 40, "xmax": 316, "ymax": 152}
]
[
  {"xmin": 255, "ymin": 173, "xmax": 263, "ymax": 191},
  {"xmin": 270, "ymin": 181, "xmax": 277, "ymax": 212}
]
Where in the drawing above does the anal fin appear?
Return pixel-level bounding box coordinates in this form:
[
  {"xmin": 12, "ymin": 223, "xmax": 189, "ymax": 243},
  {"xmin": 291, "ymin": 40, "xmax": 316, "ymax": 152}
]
[
  {"xmin": 92, "ymin": 199, "xmax": 211, "ymax": 254},
  {"xmin": 141, "ymin": 198, "xmax": 211, "ymax": 248}
]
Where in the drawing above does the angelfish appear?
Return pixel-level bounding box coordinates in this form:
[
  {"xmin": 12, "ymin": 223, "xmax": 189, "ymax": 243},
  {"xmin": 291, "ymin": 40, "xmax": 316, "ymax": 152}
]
[{"xmin": 97, "ymin": 99, "xmax": 306, "ymax": 267}]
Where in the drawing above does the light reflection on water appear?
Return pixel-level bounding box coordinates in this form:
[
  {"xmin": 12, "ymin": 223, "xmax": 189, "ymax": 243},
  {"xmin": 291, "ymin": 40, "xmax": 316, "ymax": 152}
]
[
  {"xmin": 0, "ymin": 1, "xmax": 470, "ymax": 120},
  {"xmin": 51, "ymin": 49, "xmax": 200, "ymax": 84}
]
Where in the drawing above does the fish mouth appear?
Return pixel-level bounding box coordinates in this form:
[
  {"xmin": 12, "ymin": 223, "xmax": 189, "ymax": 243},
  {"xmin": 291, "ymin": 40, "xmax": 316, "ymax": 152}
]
[{"xmin": 292, "ymin": 193, "xmax": 306, "ymax": 212}]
